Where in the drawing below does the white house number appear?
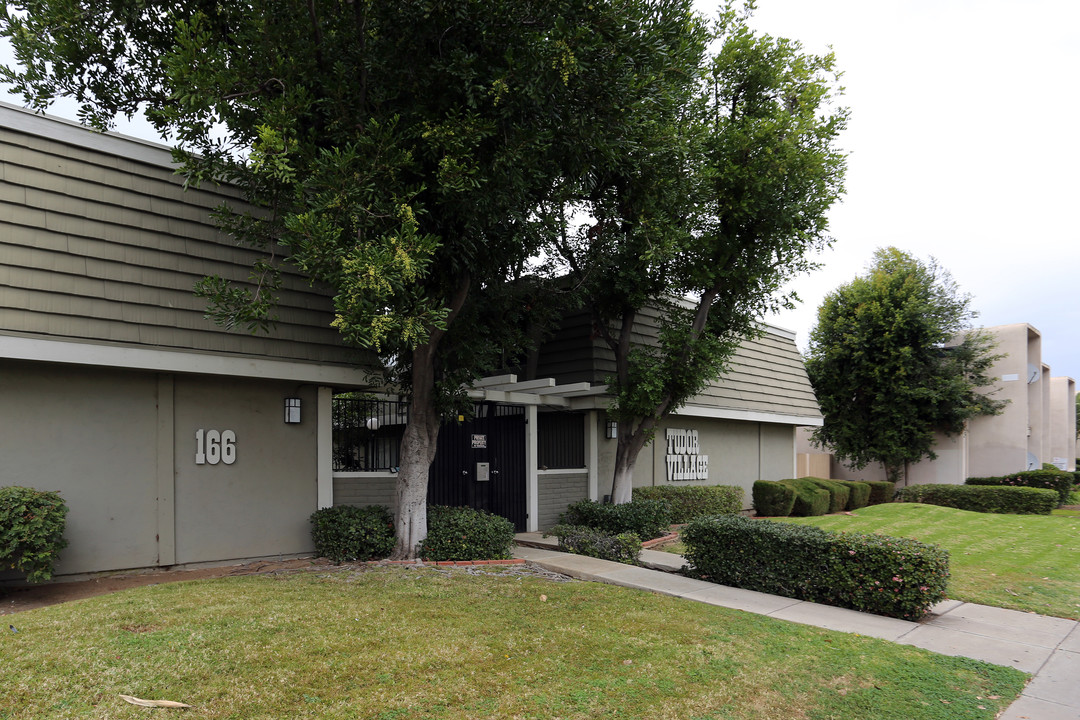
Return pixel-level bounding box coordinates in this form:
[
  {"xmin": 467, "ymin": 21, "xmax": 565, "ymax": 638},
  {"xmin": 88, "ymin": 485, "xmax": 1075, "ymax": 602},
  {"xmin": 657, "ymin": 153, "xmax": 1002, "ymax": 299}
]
[{"xmin": 195, "ymin": 429, "xmax": 237, "ymax": 465}]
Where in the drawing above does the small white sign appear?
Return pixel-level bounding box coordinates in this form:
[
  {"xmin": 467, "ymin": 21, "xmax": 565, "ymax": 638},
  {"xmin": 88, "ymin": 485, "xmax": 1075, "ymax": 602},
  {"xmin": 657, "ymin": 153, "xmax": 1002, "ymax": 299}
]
[
  {"xmin": 1001, "ymin": 373, "xmax": 1019, "ymax": 382},
  {"xmin": 471, "ymin": 434, "xmax": 487, "ymax": 449}
]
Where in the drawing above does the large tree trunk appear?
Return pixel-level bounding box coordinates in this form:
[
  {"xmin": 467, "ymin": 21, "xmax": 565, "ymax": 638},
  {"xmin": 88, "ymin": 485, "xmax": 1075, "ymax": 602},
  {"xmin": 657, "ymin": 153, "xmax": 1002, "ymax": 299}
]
[
  {"xmin": 609, "ymin": 420, "xmax": 652, "ymax": 504},
  {"xmin": 389, "ymin": 274, "xmax": 471, "ymax": 559},
  {"xmin": 390, "ymin": 345, "xmax": 442, "ymax": 560}
]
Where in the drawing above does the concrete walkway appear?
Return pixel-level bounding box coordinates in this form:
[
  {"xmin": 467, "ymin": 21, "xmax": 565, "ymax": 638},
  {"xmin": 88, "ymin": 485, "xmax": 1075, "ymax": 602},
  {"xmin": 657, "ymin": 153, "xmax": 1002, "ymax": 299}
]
[{"xmin": 514, "ymin": 533, "xmax": 1080, "ymax": 720}]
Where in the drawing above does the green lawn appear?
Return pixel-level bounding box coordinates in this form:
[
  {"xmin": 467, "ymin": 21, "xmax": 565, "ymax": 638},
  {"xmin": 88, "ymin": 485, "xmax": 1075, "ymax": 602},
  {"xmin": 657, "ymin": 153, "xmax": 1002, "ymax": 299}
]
[
  {"xmin": 777, "ymin": 502, "xmax": 1080, "ymax": 619},
  {"xmin": 1, "ymin": 565, "xmax": 1024, "ymax": 720}
]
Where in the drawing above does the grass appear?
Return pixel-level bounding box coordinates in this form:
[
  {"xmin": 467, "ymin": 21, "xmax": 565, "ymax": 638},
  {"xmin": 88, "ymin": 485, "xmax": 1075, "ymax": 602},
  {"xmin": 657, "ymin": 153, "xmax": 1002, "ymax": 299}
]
[
  {"xmin": 776, "ymin": 503, "xmax": 1080, "ymax": 619},
  {"xmin": 0, "ymin": 565, "xmax": 1025, "ymax": 720}
]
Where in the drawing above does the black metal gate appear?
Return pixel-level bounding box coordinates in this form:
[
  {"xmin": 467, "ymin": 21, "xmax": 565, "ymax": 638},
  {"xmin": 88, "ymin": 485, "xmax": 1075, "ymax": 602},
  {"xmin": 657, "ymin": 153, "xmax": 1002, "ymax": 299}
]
[{"xmin": 428, "ymin": 403, "xmax": 527, "ymax": 531}]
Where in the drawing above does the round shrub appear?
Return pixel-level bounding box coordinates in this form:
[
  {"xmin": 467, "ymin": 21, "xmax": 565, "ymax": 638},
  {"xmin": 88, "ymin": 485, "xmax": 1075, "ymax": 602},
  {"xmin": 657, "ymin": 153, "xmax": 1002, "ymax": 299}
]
[
  {"xmin": 778, "ymin": 478, "xmax": 830, "ymax": 516},
  {"xmin": 548, "ymin": 524, "xmax": 641, "ymax": 564},
  {"xmin": 420, "ymin": 505, "xmax": 516, "ymax": 561},
  {"xmin": 310, "ymin": 505, "xmax": 395, "ymax": 563},
  {"xmin": 0, "ymin": 486, "xmax": 69, "ymax": 583},
  {"xmin": 633, "ymin": 485, "xmax": 743, "ymax": 523},
  {"xmin": 841, "ymin": 481, "xmax": 872, "ymax": 510},
  {"xmin": 558, "ymin": 498, "xmax": 672, "ymax": 540},
  {"xmin": 801, "ymin": 477, "xmax": 850, "ymax": 514},
  {"xmin": 752, "ymin": 480, "xmax": 796, "ymax": 517}
]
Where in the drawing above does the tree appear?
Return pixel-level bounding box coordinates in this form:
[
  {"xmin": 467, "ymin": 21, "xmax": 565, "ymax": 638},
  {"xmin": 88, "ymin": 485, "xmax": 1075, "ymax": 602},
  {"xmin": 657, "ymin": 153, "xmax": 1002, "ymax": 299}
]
[
  {"xmin": 556, "ymin": 6, "xmax": 848, "ymax": 502},
  {"xmin": 804, "ymin": 247, "xmax": 1005, "ymax": 484},
  {"xmin": 2, "ymin": 0, "xmax": 709, "ymax": 556}
]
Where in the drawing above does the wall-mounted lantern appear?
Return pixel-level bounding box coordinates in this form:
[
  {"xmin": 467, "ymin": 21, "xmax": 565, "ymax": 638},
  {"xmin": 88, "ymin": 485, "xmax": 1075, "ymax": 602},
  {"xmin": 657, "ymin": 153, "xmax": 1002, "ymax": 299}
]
[
  {"xmin": 605, "ymin": 420, "xmax": 618, "ymax": 439},
  {"xmin": 284, "ymin": 397, "xmax": 301, "ymax": 424},
  {"xmin": 365, "ymin": 417, "xmax": 380, "ymax": 431}
]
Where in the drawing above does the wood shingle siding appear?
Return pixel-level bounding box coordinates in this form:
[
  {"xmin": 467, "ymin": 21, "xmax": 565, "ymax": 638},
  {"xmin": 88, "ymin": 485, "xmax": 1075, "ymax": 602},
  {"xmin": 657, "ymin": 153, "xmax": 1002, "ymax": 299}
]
[
  {"xmin": 533, "ymin": 306, "xmax": 821, "ymax": 422},
  {"xmin": 0, "ymin": 106, "xmax": 368, "ymax": 367}
]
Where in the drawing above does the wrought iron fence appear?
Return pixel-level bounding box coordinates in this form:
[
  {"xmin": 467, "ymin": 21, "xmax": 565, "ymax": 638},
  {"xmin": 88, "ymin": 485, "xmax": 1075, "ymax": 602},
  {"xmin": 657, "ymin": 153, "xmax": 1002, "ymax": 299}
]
[{"xmin": 332, "ymin": 397, "xmax": 409, "ymax": 472}]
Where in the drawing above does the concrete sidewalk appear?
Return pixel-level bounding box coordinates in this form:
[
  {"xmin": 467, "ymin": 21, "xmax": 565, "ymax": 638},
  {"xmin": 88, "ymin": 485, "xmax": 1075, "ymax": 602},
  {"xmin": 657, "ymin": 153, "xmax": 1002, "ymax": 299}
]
[{"xmin": 515, "ymin": 533, "xmax": 1080, "ymax": 720}]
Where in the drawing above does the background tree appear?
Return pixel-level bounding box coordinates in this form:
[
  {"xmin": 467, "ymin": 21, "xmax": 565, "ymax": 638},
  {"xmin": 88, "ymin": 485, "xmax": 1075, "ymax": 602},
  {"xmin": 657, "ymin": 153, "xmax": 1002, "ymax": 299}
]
[
  {"xmin": 804, "ymin": 247, "xmax": 1005, "ymax": 485},
  {"xmin": 557, "ymin": 7, "xmax": 848, "ymax": 502},
  {"xmin": 2, "ymin": 0, "xmax": 708, "ymax": 555}
]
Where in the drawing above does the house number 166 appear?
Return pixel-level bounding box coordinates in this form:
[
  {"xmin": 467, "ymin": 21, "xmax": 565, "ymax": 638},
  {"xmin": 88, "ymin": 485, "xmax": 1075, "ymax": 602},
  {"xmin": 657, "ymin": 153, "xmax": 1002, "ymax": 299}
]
[{"xmin": 195, "ymin": 429, "xmax": 237, "ymax": 465}]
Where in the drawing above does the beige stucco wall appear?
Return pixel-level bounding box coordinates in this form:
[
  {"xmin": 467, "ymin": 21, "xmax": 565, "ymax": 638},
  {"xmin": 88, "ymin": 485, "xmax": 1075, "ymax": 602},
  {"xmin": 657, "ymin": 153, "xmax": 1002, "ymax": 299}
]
[
  {"xmin": 1050, "ymin": 377, "xmax": 1077, "ymax": 471},
  {"xmin": 968, "ymin": 324, "xmax": 1042, "ymax": 476},
  {"xmin": 0, "ymin": 359, "xmax": 323, "ymax": 577}
]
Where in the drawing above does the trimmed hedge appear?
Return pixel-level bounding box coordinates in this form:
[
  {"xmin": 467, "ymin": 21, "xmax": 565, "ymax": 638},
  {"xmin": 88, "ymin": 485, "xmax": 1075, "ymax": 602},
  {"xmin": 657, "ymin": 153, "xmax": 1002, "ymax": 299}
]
[
  {"xmin": 420, "ymin": 505, "xmax": 516, "ymax": 561},
  {"xmin": 310, "ymin": 505, "xmax": 395, "ymax": 563},
  {"xmin": 858, "ymin": 480, "xmax": 895, "ymax": 506},
  {"xmin": 558, "ymin": 498, "xmax": 671, "ymax": 540},
  {"xmin": 840, "ymin": 481, "xmax": 872, "ymax": 510},
  {"xmin": 801, "ymin": 477, "xmax": 850, "ymax": 514},
  {"xmin": 548, "ymin": 524, "xmax": 641, "ymax": 564},
  {"xmin": 898, "ymin": 484, "xmax": 1058, "ymax": 515},
  {"xmin": 778, "ymin": 478, "xmax": 829, "ymax": 517},
  {"xmin": 681, "ymin": 515, "xmax": 949, "ymax": 619},
  {"xmin": 0, "ymin": 486, "xmax": 69, "ymax": 583},
  {"xmin": 634, "ymin": 485, "xmax": 743, "ymax": 523},
  {"xmin": 752, "ymin": 481, "xmax": 796, "ymax": 517},
  {"xmin": 966, "ymin": 469, "xmax": 1075, "ymax": 505}
]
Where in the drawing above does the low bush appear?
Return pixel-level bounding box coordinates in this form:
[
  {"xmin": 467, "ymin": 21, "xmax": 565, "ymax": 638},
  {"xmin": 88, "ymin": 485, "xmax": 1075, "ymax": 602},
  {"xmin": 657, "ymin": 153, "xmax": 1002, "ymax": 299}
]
[
  {"xmin": 778, "ymin": 478, "xmax": 830, "ymax": 517},
  {"xmin": 558, "ymin": 498, "xmax": 672, "ymax": 540},
  {"xmin": 898, "ymin": 484, "xmax": 1058, "ymax": 515},
  {"xmin": 840, "ymin": 481, "xmax": 872, "ymax": 510},
  {"xmin": 633, "ymin": 485, "xmax": 742, "ymax": 523},
  {"xmin": 310, "ymin": 505, "xmax": 395, "ymax": 563},
  {"xmin": 0, "ymin": 486, "xmax": 69, "ymax": 583},
  {"xmin": 859, "ymin": 480, "xmax": 896, "ymax": 505},
  {"xmin": 419, "ymin": 505, "xmax": 516, "ymax": 561},
  {"xmin": 681, "ymin": 514, "xmax": 949, "ymax": 619},
  {"xmin": 966, "ymin": 469, "xmax": 1075, "ymax": 505},
  {"xmin": 547, "ymin": 524, "xmax": 641, "ymax": 564},
  {"xmin": 801, "ymin": 477, "xmax": 850, "ymax": 514},
  {"xmin": 752, "ymin": 481, "xmax": 796, "ymax": 517}
]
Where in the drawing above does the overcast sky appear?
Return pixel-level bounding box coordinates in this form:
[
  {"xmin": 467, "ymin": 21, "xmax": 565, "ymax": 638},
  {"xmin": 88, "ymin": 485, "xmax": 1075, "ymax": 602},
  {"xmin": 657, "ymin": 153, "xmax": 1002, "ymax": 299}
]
[
  {"xmin": 3, "ymin": 1, "xmax": 1078, "ymax": 377},
  {"xmin": 735, "ymin": 0, "xmax": 1080, "ymax": 381}
]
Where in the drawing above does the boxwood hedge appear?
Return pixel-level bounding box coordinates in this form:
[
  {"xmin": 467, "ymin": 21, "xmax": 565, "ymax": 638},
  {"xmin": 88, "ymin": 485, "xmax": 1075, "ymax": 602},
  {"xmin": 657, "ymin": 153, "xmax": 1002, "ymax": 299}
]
[
  {"xmin": 801, "ymin": 477, "xmax": 850, "ymax": 514},
  {"xmin": 633, "ymin": 485, "xmax": 742, "ymax": 523},
  {"xmin": 681, "ymin": 515, "xmax": 949, "ymax": 619},
  {"xmin": 752, "ymin": 481, "xmax": 796, "ymax": 517},
  {"xmin": 778, "ymin": 478, "xmax": 830, "ymax": 516},
  {"xmin": 558, "ymin": 498, "xmax": 671, "ymax": 540},
  {"xmin": 898, "ymin": 484, "xmax": 1058, "ymax": 515},
  {"xmin": 966, "ymin": 469, "xmax": 1075, "ymax": 505},
  {"xmin": 839, "ymin": 481, "xmax": 872, "ymax": 510},
  {"xmin": 419, "ymin": 505, "xmax": 516, "ymax": 561},
  {"xmin": 547, "ymin": 524, "xmax": 641, "ymax": 564},
  {"xmin": 310, "ymin": 505, "xmax": 396, "ymax": 563}
]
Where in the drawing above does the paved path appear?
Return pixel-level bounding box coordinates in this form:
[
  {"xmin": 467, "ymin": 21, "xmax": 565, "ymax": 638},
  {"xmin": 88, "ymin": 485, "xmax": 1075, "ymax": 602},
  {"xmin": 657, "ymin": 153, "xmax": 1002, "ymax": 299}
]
[{"xmin": 514, "ymin": 533, "xmax": 1080, "ymax": 720}]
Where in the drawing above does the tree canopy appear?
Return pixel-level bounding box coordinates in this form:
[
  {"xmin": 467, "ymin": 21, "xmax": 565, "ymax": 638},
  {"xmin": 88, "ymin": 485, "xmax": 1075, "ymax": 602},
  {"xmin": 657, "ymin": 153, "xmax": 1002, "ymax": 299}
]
[
  {"xmin": 2, "ymin": 0, "xmax": 714, "ymax": 555},
  {"xmin": 804, "ymin": 247, "xmax": 1005, "ymax": 484},
  {"xmin": 556, "ymin": 9, "xmax": 848, "ymax": 502}
]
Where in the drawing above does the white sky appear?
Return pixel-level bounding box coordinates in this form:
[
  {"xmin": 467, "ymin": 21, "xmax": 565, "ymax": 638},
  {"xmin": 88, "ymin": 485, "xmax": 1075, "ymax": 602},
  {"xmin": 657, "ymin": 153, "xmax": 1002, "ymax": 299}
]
[
  {"xmin": 733, "ymin": 0, "xmax": 1080, "ymax": 380},
  {"xmin": 3, "ymin": 1, "xmax": 1078, "ymax": 377}
]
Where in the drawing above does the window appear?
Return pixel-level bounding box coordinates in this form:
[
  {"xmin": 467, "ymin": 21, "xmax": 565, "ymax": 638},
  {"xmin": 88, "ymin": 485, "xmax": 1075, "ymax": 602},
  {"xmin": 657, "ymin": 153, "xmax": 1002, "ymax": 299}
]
[{"xmin": 538, "ymin": 412, "xmax": 585, "ymax": 469}]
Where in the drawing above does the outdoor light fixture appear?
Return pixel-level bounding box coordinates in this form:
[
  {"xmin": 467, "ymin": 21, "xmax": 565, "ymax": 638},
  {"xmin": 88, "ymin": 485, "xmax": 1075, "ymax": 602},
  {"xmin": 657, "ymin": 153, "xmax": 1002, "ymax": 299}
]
[
  {"xmin": 365, "ymin": 417, "xmax": 380, "ymax": 431},
  {"xmin": 605, "ymin": 420, "xmax": 618, "ymax": 439},
  {"xmin": 284, "ymin": 397, "xmax": 301, "ymax": 424}
]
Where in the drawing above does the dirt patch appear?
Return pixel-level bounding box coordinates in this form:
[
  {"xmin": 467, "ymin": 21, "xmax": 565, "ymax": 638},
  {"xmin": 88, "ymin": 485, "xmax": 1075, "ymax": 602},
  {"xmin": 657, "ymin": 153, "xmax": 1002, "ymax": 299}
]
[{"xmin": 0, "ymin": 557, "xmax": 335, "ymax": 616}]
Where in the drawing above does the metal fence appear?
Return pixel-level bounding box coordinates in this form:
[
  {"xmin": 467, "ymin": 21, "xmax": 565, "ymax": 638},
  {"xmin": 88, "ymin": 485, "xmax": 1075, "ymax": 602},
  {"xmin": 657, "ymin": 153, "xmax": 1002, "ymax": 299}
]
[{"xmin": 332, "ymin": 397, "xmax": 409, "ymax": 472}]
